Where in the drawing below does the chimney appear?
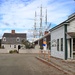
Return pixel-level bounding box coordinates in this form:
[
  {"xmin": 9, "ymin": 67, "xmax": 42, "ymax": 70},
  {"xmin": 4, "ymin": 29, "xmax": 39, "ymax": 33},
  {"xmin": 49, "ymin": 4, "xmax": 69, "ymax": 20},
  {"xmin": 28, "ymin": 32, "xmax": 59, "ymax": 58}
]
[
  {"xmin": 11, "ymin": 30, "xmax": 15, "ymax": 34},
  {"xmin": 44, "ymin": 31, "xmax": 48, "ymax": 35}
]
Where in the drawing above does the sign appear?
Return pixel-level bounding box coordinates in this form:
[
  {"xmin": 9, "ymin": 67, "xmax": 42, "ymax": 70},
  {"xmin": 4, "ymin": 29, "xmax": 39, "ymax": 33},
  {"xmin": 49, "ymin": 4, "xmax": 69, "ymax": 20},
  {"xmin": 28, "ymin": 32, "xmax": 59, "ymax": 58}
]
[
  {"xmin": 51, "ymin": 39, "xmax": 57, "ymax": 47},
  {"xmin": 43, "ymin": 38, "xmax": 47, "ymax": 50},
  {"xmin": 43, "ymin": 45, "xmax": 47, "ymax": 50},
  {"xmin": 42, "ymin": 44, "xmax": 46, "ymax": 46},
  {"xmin": 43, "ymin": 41, "xmax": 46, "ymax": 44}
]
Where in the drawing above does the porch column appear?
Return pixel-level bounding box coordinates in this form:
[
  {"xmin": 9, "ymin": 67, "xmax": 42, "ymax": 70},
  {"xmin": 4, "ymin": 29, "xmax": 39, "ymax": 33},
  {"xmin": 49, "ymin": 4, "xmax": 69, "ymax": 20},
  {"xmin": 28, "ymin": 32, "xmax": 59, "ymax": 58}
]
[
  {"xmin": 67, "ymin": 39, "xmax": 70, "ymax": 59},
  {"xmin": 71, "ymin": 38, "xmax": 73, "ymax": 59},
  {"xmin": 64, "ymin": 24, "xmax": 67, "ymax": 60},
  {"xmin": 38, "ymin": 40, "xmax": 39, "ymax": 45}
]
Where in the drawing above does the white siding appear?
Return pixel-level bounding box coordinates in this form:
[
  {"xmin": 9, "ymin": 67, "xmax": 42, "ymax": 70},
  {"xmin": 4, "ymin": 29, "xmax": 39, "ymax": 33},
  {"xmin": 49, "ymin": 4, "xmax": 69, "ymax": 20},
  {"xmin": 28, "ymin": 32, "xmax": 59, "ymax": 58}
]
[
  {"xmin": 1, "ymin": 44, "xmax": 21, "ymax": 50},
  {"xmin": 51, "ymin": 26, "xmax": 65, "ymax": 59},
  {"xmin": 67, "ymin": 19, "xmax": 75, "ymax": 32},
  {"xmin": 0, "ymin": 49, "xmax": 9, "ymax": 53}
]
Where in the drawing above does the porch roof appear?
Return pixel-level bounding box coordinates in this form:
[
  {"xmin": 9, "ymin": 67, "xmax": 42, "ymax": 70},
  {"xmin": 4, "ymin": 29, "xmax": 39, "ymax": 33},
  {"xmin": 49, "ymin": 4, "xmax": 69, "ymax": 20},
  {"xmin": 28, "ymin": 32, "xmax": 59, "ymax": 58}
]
[{"xmin": 67, "ymin": 32, "xmax": 75, "ymax": 37}]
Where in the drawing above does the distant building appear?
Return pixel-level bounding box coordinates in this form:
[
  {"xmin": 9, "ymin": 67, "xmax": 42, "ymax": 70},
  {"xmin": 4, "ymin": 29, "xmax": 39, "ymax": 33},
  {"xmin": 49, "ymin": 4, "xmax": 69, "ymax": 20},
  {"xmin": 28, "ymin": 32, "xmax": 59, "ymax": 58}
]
[
  {"xmin": 34, "ymin": 31, "xmax": 50, "ymax": 50},
  {"xmin": 0, "ymin": 39, "xmax": 1, "ymax": 48},
  {"xmin": 50, "ymin": 12, "xmax": 75, "ymax": 60},
  {"xmin": 1, "ymin": 30, "xmax": 26, "ymax": 50}
]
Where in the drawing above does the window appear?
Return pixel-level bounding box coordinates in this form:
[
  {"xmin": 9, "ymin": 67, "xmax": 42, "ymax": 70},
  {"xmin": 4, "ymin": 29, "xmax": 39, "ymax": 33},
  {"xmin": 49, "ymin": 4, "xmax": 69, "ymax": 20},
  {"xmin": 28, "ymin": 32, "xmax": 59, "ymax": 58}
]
[
  {"xmin": 57, "ymin": 39, "xmax": 59, "ymax": 51},
  {"xmin": 10, "ymin": 45, "xmax": 11, "ymax": 48},
  {"xmin": 14, "ymin": 45, "xmax": 16, "ymax": 48},
  {"xmin": 61, "ymin": 38, "xmax": 63, "ymax": 51},
  {"xmin": 16, "ymin": 37, "xmax": 20, "ymax": 42},
  {"xmin": 3, "ymin": 37, "xmax": 6, "ymax": 41}
]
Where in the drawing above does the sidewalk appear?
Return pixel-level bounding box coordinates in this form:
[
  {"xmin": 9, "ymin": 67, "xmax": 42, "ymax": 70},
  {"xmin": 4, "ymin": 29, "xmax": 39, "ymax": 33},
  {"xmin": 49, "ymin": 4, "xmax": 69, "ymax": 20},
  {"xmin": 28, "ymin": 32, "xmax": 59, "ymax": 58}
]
[{"xmin": 36, "ymin": 53, "xmax": 75, "ymax": 75}]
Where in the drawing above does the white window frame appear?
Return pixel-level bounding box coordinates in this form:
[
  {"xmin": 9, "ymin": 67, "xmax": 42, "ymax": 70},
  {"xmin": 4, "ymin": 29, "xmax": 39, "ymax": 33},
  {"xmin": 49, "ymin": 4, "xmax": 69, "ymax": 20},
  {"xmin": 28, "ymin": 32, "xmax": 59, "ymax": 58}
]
[
  {"xmin": 14, "ymin": 45, "xmax": 16, "ymax": 48},
  {"xmin": 10, "ymin": 45, "xmax": 11, "ymax": 48},
  {"xmin": 57, "ymin": 39, "xmax": 59, "ymax": 51},
  {"xmin": 3, "ymin": 37, "xmax": 6, "ymax": 41},
  {"xmin": 61, "ymin": 38, "xmax": 63, "ymax": 51},
  {"xmin": 16, "ymin": 37, "xmax": 20, "ymax": 42}
]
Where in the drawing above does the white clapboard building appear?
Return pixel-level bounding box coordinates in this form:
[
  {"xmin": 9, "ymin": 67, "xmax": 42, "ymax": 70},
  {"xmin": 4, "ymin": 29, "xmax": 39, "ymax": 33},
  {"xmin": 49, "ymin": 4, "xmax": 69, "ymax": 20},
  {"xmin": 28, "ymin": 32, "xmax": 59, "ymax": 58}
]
[
  {"xmin": 1, "ymin": 30, "xmax": 26, "ymax": 50},
  {"xmin": 50, "ymin": 13, "xmax": 75, "ymax": 60}
]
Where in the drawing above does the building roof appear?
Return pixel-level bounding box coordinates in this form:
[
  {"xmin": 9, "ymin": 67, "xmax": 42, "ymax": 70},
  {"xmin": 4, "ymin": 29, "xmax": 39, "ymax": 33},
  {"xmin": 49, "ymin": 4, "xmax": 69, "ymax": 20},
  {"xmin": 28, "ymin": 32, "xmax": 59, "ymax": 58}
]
[
  {"xmin": 1, "ymin": 30, "xmax": 27, "ymax": 44},
  {"xmin": 33, "ymin": 32, "xmax": 50, "ymax": 42},
  {"xmin": 50, "ymin": 21, "xmax": 67, "ymax": 32},
  {"xmin": 67, "ymin": 32, "xmax": 75, "ymax": 38},
  {"xmin": 2, "ymin": 33, "xmax": 26, "ymax": 44},
  {"xmin": 50, "ymin": 12, "xmax": 75, "ymax": 32},
  {"xmin": 3, "ymin": 33, "xmax": 26, "ymax": 38}
]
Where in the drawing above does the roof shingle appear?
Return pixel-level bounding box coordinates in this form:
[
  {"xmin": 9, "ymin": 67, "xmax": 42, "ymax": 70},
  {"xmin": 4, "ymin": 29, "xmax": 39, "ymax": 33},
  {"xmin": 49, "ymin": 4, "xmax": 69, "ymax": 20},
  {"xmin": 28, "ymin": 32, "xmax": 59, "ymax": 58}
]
[{"xmin": 3, "ymin": 33, "xmax": 26, "ymax": 38}]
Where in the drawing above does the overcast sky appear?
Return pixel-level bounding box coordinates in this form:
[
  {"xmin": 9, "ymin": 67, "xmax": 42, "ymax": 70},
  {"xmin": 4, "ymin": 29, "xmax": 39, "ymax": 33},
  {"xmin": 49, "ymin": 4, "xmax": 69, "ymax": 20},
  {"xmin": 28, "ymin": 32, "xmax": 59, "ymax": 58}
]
[{"xmin": 0, "ymin": 0, "xmax": 75, "ymax": 40}]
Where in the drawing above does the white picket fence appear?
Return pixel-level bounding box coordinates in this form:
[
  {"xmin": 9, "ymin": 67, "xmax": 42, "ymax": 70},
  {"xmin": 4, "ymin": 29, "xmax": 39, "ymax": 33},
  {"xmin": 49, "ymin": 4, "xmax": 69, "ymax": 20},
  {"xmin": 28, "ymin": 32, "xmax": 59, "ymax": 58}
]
[
  {"xmin": 0, "ymin": 49, "xmax": 9, "ymax": 53},
  {"xmin": 19, "ymin": 49, "xmax": 40, "ymax": 53},
  {"xmin": 0, "ymin": 44, "xmax": 50, "ymax": 54},
  {"xmin": 0, "ymin": 49, "xmax": 40, "ymax": 53},
  {"xmin": 0, "ymin": 48, "xmax": 50, "ymax": 54}
]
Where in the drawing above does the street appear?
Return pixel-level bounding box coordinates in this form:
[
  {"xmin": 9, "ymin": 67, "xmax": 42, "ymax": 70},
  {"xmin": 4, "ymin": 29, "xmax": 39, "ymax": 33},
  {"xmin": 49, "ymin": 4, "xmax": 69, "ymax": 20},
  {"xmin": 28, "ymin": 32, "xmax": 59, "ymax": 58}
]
[{"xmin": 0, "ymin": 54, "xmax": 68, "ymax": 75}]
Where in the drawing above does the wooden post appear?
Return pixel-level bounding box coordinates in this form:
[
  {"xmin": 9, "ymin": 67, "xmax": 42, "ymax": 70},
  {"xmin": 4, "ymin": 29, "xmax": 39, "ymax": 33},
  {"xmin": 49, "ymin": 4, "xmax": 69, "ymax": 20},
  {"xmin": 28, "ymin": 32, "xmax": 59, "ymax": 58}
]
[
  {"xmin": 44, "ymin": 50, "xmax": 46, "ymax": 59},
  {"xmin": 39, "ymin": 50, "xmax": 41, "ymax": 57},
  {"xmin": 48, "ymin": 50, "xmax": 50, "ymax": 61}
]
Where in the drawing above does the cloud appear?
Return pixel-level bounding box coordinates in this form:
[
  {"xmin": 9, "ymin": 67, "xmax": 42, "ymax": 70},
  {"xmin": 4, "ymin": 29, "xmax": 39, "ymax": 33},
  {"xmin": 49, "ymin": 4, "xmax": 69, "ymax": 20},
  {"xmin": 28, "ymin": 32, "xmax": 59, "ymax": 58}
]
[{"xmin": 0, "ymin": 0, "xmax": 75, "ymax": 40}]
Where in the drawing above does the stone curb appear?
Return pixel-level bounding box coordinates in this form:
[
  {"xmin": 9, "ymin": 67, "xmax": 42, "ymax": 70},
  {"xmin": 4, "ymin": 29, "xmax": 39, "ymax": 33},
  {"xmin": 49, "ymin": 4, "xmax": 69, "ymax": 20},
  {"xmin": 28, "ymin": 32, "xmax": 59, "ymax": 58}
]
[
  {"xmin": 36, "ymin": 56, "xmax": 74, "ymax": 75},
  {"xmin": 63, "ymin": 60, "xmax": 75, "ymax": 63}
]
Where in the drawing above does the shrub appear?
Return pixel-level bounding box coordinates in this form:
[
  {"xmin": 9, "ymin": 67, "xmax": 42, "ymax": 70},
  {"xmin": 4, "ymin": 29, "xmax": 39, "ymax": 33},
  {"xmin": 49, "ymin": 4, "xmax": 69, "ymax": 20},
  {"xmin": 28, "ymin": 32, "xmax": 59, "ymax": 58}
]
[
  {"xmin": 9, "ymin": 50, "xmax": 18, "ymax": 53},
  {"xmin": 40, "ymin": 46, "xmax": 43, "ymax": 50},
  {"xmin": 13, "ymin": 50, "xmax": 18, "ymax": 53},
  {"xmin": 1, "ymin": 46, "xmax": 4, "ymax": 49},
  {"xmin": 9, "ymin": 50, "xmax": 13, "ymax": 53}
]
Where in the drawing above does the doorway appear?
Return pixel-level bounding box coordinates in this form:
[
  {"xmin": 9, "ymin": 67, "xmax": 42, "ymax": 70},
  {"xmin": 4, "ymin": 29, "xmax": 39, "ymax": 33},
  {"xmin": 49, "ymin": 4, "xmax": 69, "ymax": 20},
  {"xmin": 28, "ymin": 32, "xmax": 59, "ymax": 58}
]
[
  {"xmin": 67, "ymin": 39, "xmax": 71, "ymax": 59},
  {"xmin": 73, "ymin": 38, "xmax": 75, "ymax": 59}
]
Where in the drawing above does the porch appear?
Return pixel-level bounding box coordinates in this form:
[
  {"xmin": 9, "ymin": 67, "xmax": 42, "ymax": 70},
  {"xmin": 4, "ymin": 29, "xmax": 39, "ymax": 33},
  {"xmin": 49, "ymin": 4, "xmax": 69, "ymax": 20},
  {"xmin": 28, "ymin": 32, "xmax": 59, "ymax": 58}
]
[{"xmin": 67, "ymin": 32, "xmax": 75, "ymax": 60}]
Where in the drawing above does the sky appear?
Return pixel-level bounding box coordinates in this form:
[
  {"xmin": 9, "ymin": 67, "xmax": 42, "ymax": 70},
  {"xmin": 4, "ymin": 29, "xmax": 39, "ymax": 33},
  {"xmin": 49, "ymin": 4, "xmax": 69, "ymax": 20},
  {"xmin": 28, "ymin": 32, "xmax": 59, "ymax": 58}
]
[{"xmin": 0, "ymin": 0, "xmax": 75, "ymax": 41}]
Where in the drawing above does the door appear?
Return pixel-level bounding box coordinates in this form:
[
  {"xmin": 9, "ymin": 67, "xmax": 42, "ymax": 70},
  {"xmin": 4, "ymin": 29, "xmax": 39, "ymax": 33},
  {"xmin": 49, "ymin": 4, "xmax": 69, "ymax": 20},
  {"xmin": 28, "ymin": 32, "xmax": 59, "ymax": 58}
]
[
  {"xmin": 73, "ymin": 38, "xmax": 75, "ymax": 59},
  {"xmin": 67, "ymin": 39, "xmax": 71, "ymax": 59}
]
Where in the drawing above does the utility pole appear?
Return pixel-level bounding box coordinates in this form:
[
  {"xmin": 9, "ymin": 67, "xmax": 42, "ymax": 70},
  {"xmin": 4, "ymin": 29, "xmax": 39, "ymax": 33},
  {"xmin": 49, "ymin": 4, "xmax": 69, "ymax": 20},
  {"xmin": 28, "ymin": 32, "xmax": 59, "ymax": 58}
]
[
  {"xmin": 33, "ymin": 5, "xmax": 48, "ymax": 40},
  {"xmin": 39, "ymin": 5, "xmax": 48, "ymax": 37},
  {"xmin": 33, "ymin": 11, "xmax": 37, "ymax": 38},
  {"xmin": 40, "ymin": 4, "xmax": 42, "ymax": 28},
  {"xmin": 39, "ymin": 4, "xmax": 43, "ymax": 37},
  {"xmin": 45, "ymin": 9, "xmax": 47, "ymax": 26}
]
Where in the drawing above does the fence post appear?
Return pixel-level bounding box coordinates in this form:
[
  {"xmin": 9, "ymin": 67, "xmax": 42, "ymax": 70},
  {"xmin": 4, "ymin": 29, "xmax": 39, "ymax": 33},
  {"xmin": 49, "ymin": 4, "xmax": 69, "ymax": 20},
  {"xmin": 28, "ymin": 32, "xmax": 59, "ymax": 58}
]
[
  {"xmin": 48, "ymin": 50, "xmax": 50, "ymax": 61},
  {"xmin": 43, "ymin": 50, "xmax": 46, "ymax": 59}
]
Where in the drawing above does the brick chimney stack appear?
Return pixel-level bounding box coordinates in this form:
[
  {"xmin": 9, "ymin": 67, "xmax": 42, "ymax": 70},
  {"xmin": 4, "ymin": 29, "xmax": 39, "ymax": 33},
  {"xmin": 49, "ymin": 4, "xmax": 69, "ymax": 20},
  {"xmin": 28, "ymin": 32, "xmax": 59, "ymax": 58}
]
[
  {"xmin": 11, "ymin": 30, "xmax": 15, "ymax": 34},
  {"xmin": 44, "ymin": 31, "xmax": 48, "ymax": 35}
]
